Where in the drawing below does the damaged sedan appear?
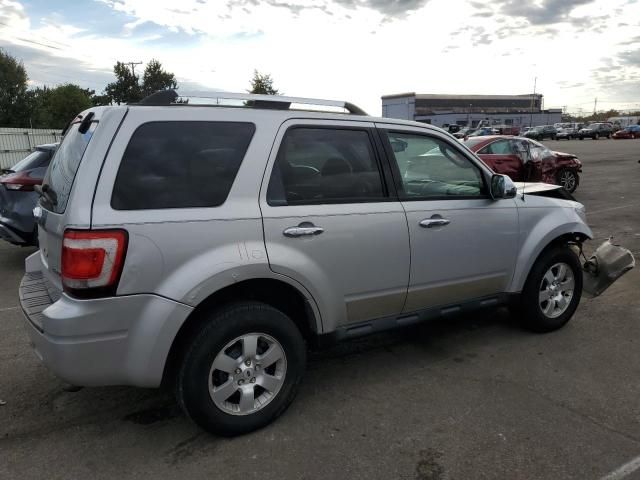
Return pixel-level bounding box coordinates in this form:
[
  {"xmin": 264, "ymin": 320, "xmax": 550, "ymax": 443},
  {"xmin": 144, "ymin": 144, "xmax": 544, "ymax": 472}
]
[{"xmin": 465, "ymin": 135, "xmax": 582, "ymax": 193}]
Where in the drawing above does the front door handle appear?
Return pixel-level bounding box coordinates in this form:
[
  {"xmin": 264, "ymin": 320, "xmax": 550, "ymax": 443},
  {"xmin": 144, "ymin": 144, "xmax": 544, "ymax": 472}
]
[
  {"xmin": 419, "ymin": 218, "xmax": 450, "ymax": 228},
  {"xmin": 283, "ymin": 223, "xmax": 324, "ymax": 237}
]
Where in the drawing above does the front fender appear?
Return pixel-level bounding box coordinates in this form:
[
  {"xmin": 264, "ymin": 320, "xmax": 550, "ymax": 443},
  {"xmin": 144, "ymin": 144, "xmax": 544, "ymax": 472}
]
[{"xmin": 510, "ymin": 207, "xmax": 593, "ymax": 292}]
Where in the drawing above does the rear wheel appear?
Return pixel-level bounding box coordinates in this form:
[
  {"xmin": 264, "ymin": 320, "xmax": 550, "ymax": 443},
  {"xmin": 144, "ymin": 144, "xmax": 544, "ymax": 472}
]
[
  {"xmin": 177, "ymin": 302, "xmax": 306, "ymax": 436},
  {"xmin": 557, "ymin": 169, "xmax": 579, "ymax": 193},
  {"xmin": 514, "ymin": 246, "xmax": 583, "ymax": 333}
]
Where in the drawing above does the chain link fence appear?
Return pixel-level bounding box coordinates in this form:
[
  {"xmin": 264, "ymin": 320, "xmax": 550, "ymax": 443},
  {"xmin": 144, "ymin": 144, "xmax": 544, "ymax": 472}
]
[{"xmin": 0, "ymin": 128, "xmax": 62, "ymax": 169}]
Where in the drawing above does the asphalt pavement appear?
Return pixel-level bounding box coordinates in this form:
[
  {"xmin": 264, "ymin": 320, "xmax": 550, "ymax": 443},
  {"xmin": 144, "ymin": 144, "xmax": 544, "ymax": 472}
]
[{"xmin": 1, "ymin": 138, "xmax": 639, "ymax": 480}]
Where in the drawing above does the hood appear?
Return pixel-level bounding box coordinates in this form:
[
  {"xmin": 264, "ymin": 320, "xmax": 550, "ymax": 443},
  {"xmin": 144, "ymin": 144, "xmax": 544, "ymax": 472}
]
[
  {"xmin": 513, "ymin": 182, "xmax": 563, "ymax": 194},
  {"xmin": 551, "ymin": 151, "xmax": 577, "ymax": 159}
]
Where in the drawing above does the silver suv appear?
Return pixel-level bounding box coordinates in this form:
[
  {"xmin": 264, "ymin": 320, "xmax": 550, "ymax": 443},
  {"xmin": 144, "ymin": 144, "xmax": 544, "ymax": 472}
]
[{"xmin": 20, "ymin": 91, "xmax": 592, "ymax": 436}]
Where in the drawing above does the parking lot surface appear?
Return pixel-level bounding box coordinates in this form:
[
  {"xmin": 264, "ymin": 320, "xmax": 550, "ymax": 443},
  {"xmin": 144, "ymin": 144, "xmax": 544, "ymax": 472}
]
[{"xmin": 1, "ymin": 139, "xmax": 639, "ymax": 480}]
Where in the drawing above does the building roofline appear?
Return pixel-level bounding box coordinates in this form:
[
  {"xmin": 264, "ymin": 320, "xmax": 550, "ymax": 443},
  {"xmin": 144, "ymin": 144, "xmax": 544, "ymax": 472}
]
[{"xmin": 382, "ymin": 93, "xmax": 543, "ymax": 100}]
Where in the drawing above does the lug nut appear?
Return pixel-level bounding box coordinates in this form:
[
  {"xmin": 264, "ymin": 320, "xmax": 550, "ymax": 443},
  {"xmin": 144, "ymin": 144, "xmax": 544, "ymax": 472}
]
[
  {"xmin": 245, "ymin": 360, "xmax": 251, "ymax": 366},
  {"xmin": 255, "ymin": 365, "xmax": 260, "ymax": 370},
  {"xmin": 250, "ymin": 378, "xmax": 256, "ymax": 383},
  {"xmin": 235, "ymin": 368, "xmax": 241, "ymax": 374},
  {"xmin": 238, "ymin": 379, "xmax": 245, "ymax": 385}
]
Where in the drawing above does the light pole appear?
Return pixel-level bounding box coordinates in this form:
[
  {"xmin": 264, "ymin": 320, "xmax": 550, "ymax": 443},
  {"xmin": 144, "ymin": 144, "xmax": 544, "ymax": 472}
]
[{"xmin": 529, "ymin": 76, "xmax": 537, "ymax": 127}]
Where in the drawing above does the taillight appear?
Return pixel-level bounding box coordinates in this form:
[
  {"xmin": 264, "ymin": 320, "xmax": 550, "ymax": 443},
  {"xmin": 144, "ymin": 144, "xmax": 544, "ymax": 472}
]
[
  {"xmin": 0, "ymin": 172, "xmax": 39, "ymax": 191},
  {"xmin": 62, "ymin": 229, "xmax": 128, "ymax": 297}
]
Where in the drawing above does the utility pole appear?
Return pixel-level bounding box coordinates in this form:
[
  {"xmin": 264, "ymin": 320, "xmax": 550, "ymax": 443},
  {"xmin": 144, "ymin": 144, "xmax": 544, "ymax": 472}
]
[
  {"xmin": 124, "ymin": 61, "xmax": 143, "ymax": 77},
  {"xmin": 593, "ymin": 97, "xmax": 598, "ymax": 116},
  {"xmin": 529, "ymin": 76, "xmax": 537, "ymax": 127}
]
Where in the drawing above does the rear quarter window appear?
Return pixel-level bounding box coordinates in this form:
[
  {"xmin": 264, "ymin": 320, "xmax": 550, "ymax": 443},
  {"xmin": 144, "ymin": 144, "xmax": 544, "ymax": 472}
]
[{"xmin": 111, "ymin": 121, "xmax": 255, "ymax": 210}]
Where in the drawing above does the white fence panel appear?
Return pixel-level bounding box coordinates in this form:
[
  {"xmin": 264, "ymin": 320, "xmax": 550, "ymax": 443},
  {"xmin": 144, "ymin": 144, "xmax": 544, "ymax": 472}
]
[{"xmin": 0, "ymin": 128, "xmax": 62, "ymax": 169}]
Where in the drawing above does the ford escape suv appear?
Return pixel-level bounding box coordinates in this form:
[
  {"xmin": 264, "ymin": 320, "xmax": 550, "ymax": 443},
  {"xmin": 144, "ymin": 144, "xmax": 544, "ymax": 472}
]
[{"xmin": 20, "ymin": 90, "xmax": 593, "ymax": 436}]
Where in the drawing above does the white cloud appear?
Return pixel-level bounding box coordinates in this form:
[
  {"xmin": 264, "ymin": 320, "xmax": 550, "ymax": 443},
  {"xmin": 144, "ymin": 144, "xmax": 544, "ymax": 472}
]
[{"xmin": 0, "ymin": 0, "xmax": 638, "ymax": 114}]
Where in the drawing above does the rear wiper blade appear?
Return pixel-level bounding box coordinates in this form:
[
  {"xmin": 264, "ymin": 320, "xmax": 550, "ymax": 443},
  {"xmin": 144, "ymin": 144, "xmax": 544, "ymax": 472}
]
[
  {"xmin": 34, "ymin": 183, "xmax": 57, "ymax": 206},
  {"xmin": 1, "ymin": 168, "xmax": 14, "ymax": 174}
]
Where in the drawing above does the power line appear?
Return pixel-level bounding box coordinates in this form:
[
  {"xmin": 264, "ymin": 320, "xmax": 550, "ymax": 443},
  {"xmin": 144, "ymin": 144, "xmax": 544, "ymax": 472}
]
[{"xmin": 124, "ymin": 61, "xmax": 143, "ymax": 77}]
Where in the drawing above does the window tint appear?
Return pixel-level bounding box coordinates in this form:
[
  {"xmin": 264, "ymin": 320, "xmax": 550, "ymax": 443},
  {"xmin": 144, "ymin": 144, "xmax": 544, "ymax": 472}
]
[
  {"xmin": 111, "ymin": 121, "xmax": 255, "ymax": 210},
  {"xmin": 267, "ymin": 128, "xmax": 385, "ymax": 205},
  {"xmin": 479, "ymin": 139, "xmax": 513, "ymax": 155},
  {"xmin": 44, "ymin": 122, "xmax": 97, "ymax": 213},
  {"xmin": 385, "ymin": 132, "xmax": 485, "ymax": 199}
]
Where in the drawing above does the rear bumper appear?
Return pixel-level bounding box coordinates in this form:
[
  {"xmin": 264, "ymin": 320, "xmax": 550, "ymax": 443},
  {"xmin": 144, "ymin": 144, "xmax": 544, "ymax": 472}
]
[{"xmin": 19, "ymin": 253, "xmax": 193, "ymax": 387}]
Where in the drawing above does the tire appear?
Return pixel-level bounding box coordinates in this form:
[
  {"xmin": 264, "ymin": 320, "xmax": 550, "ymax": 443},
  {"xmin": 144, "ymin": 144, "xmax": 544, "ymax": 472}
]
[
  {"xmin": 594, "ymin": 133, "xmax": 599, "ymax": 140},
  {"xmin": 514, "ymin": 246, "xmax": 583, "ymax": 333},
  {"xmin": 177, "ymin": 301, "xmax": 306, "ymax": 436},
  {"xmin": 579, "ymin": 136, "xmax": 584, "ymax": 140},
  {"xmin": 557, "ymin": 169, "xmax": 579, "ymax": 193}
]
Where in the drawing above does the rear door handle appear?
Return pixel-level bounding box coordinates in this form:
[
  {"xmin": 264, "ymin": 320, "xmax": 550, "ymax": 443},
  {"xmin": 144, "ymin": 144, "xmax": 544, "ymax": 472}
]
[
  {"xmin": 419, "ymin": 218, "xmax": 450, "ymax": 228},
  {"xmin": 283, "ymin": 224, "xmax": 324, "ymax": 237}
]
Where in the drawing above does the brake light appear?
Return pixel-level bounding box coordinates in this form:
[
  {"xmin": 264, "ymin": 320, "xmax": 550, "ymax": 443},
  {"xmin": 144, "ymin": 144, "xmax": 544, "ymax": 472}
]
[
  {"xmin": 62, "ymin": 229, "xmax": 128, "ymax": 296},
  {"xmin": 0, "ymin": 172, "xmax": 40, "ymax": 191}
]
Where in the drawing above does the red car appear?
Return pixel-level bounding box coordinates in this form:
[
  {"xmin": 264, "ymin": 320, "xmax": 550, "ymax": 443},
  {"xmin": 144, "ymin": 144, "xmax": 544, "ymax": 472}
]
[
  {"xmin": 464, "ymin": 135, "xmax": 582, "ymax": 193},
  {"xmin": 612, "ymin": 125, "xmax": 640, "ymax": 139}
]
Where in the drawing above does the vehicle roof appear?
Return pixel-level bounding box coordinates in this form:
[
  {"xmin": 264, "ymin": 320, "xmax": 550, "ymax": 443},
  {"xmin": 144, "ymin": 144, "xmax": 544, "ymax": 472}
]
[{"xmin": 95, "ymin": 103, "xmax": 447, "ymax": 134}]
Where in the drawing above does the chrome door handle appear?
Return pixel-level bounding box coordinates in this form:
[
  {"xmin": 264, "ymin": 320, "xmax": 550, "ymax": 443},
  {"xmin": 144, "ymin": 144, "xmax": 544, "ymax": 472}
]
[
  {"xmin": 283, "ymin": 225, "xmax": 324, "ymax": 237},
  {"xmin": 419, "ymin": 218, "xmax": 450, "ymax": 228}
]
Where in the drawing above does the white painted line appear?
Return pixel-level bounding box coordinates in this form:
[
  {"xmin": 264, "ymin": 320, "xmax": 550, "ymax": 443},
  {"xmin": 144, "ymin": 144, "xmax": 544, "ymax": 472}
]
[
  {"xmin": 588, "ymin": 204, "xmax": 640, "ymax": 216},
  {"xmin": 0, "ymin": 306, "xmax": 19, "ymax": 312},
  {"xmin": 601, "ymin": 455, "xmax": 640, "ymax": 480}
]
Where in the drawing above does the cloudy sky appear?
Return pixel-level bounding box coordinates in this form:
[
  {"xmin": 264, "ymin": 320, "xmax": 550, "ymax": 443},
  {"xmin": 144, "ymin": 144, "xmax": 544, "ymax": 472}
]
[{"xmin": 0, "ymin": 0, "xmax": 639, "ymax": 115}]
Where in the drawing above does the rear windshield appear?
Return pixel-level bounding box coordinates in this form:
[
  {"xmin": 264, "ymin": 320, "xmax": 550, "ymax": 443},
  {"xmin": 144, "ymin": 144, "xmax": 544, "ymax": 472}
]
[
  {"xmin": 43, "ymin": 122, "xmax": 97, "ymax": 213},
  {"xmin": 111, "ymin": 121, "xmax": 255, "ymax": 210},
  {"xmin": 10, "ymin": 149, "xmax": 51, "ymax": 172}
]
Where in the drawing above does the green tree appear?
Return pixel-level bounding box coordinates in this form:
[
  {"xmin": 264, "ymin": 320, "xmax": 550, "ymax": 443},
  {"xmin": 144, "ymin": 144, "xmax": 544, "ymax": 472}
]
[
  {"xmin": 0, "ymin": 48, "xmax": 29, "ymax": 127},
  {"xmin": 105, "ymin": 61, "xmax": 142, "ymax": 105},
  {"xmin": 248, "ymin": 70, "xmax": 280, "ymax": 95},
  {"xmin": 105, "ymin": 60, "xmax": 177, "ymax": 104},
  {"xmin": 25, "ymin": 84, "xmax": 92, "ymax": 129},
  {"xmin": 142, "ymin": 59, "xmax": 177, "ymax": 97}
]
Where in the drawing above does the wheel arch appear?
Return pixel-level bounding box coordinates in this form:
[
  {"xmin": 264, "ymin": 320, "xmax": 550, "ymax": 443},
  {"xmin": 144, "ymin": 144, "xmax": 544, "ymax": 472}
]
[
  {"xmin": 510, "ymin": 220, "xmax": 592, "ymax": 293},
  {"xmin": 161, "ymin": 277, "xmax": 321, "ymax": 387}
]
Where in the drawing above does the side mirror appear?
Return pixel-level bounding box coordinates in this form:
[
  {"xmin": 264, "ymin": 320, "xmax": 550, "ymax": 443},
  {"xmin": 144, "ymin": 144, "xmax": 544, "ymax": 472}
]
[{"xmin": 490, "ymin": 174, "xmax": 517, "ymax": 200}]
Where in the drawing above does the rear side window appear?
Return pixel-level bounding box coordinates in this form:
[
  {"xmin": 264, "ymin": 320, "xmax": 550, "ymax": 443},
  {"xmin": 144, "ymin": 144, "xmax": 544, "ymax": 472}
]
[
  {"xmin": 44, "ymin": 122, "xmax": 97, "ymax": 213},
  {"xmin": 267, "ymin": 127, "xmax": 385, "ymax": 206},
  {"xmin": 111, "ymin": 121, "xmax": 255, "ymax": 210},
  {"xmin": 479, "ymin": 140, "xmax": 513, "ymax": 155}
]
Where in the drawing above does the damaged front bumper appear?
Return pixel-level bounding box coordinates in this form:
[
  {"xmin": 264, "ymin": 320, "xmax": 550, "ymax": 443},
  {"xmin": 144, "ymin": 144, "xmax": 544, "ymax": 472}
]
[{"xmin": 582, "ymin": 239, "xmax": 635, "ymax": 297}]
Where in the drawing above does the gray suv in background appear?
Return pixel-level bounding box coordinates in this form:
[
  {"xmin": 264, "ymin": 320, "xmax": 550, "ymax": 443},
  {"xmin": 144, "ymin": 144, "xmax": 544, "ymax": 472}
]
[{"xmin": 20, "ymin": 91, "xmax": 592, "ymax": 436}]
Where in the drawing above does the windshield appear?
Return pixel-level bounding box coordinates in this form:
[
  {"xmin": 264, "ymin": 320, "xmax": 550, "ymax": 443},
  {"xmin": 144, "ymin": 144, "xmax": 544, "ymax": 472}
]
[
  {"xmin": 42, "ymin": 122, "xmax": 97, "ymax": 213},
  {"xmin": 9, "ymin": 150, "xmax": 51, "ymax": 172}
]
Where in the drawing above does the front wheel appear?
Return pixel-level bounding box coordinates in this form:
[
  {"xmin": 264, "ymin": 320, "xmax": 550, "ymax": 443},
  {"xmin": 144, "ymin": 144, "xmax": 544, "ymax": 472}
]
[
  {"xmin": 594, "ymin": 133, "xmax": 600, "ymax": 140},
  {"xmin": 557, "ymin": 169, "xmax": 579, "ymax": 193},
  {"xmin": 177, "ymin": 302, "xmax": 306, "ymax": 436},
  {"xmin": 514, "ymin": 246, "xmax": 583, "ymax": 333}
]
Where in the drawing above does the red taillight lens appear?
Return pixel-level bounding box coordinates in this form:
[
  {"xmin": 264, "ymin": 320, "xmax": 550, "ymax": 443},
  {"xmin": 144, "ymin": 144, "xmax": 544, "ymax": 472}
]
[
  {"xmin": 61, "ymin": 229, "xmax": 128, "ymax": 296},
  {"xmin": 0, "ymin": 172, "xmax": 39, "ymax": 191}
]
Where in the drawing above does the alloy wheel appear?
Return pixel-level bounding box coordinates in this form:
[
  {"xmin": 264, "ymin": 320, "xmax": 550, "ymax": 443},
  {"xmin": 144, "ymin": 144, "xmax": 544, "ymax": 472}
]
[
  {"xmin": 559, "ymin": 171, "xmax": 577, "ymax": 191},
  {"xmin": 539, "ymin": 262, "xmax": 575, "ymax": 318},
  {"xmin": 208, "ymin": 333, "xmax": 287, "ymax": 416}
]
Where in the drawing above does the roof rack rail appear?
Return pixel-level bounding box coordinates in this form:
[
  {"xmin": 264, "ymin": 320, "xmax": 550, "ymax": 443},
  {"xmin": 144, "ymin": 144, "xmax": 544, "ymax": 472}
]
[{"xmin": 135, "ymin": 89, "xmax": 369, "ymax": 116}]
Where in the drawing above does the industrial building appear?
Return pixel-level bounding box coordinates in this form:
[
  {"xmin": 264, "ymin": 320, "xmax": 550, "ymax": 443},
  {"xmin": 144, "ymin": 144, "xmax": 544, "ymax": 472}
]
[{"xmin": 381, "ymin": 93, "xmax": 562, "ymax": 128}]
